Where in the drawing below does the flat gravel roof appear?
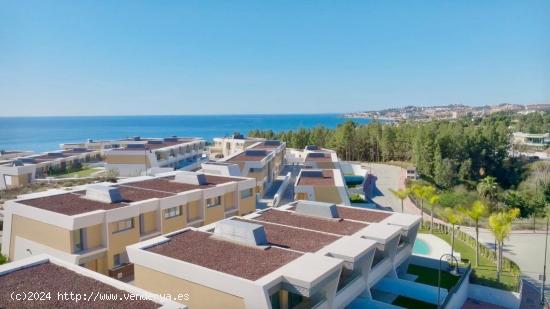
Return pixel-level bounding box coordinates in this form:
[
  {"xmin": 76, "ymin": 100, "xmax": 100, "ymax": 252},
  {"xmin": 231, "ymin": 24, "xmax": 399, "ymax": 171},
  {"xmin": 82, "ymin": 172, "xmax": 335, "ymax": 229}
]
[
  {"xmin": 254, "ymin": 209, "xmax": 367, "ymax": 236},
  {"xmin": 147, "ymin": 230, "xmax": 301, "ymax": 281},
  {"xmin": 235, "ymin": 218, "xmax": 340, "ymax": 252},
  {"xmin": 0, "ymin": 262, "xmax": 159, "ymax": 308}
]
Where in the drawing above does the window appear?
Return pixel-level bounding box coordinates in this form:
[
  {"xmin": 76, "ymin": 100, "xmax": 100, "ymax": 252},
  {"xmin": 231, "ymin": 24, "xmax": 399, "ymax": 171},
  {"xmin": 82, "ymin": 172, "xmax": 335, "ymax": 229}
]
[
  {"xmin": 113, "ymin": 254, "xmax": 121, "ymax": 267},
  {"xmin": 206, "ymin": 196, "xmax": 221, "ymax": 208},
  {"xmin": 113, "ymin": 218, "xmax": 134, "ymax": 233},
  {"xmin": 240, "ymin": 188, "xmax": 254, "ymax": 199},
  {"xmin": 164, "ymin": 206, "xmax": 182, "ymax": 219},
  {"xmin": 249, "ymin": 167, "xmax": 263, "ymax": 173},
  {"xmin": 73, "ymin": 228, "xmax": 84, "ymax": 252}
]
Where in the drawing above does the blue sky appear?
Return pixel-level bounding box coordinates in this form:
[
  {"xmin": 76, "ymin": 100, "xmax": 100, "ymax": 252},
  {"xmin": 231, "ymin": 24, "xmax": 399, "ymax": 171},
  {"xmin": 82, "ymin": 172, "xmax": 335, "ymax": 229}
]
[{"xmin": 1, "ymin": 1, "xmax": 549, "ymax": 116}]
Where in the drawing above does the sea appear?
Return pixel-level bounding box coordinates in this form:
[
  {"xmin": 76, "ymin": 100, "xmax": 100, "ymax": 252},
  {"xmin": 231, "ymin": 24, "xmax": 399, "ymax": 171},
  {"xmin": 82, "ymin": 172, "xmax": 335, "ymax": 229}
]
[{"xmin": 0, "ymin": 114, "xmax": 371, "ymax": 153}]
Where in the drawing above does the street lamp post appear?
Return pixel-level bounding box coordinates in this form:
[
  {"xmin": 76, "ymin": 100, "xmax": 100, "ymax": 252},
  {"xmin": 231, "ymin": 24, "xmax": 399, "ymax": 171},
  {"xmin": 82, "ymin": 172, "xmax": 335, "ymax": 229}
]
[
  {"xmin": 438, "ymin": 253, "xmax": 460, "ymax": 309},
  {"xmin": 542, "ymin": 216, "xmax": 549, "ymax": 305}
]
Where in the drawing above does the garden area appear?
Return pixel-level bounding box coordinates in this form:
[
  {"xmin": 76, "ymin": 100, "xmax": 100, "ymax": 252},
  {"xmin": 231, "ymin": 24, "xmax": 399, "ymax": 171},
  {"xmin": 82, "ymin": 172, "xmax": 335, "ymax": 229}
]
[{"xmin": 422, "ymin": 227, "xmax": 521, "ymax": 291}]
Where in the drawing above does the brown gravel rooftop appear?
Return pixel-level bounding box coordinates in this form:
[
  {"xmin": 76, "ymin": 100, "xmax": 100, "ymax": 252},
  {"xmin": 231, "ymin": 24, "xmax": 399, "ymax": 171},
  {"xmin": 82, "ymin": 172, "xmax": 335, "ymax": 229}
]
[
  {"xmin": 235, "ymin": 218, "xmax": 340, "ymax": 252},
  {"xmin": 254, "ymin": 209, "xmax": 367, "ymax": 235},
  {"xmin": 0, "ymin": 262, "xmax": 159, "ymax": 308},
  {"xmin": 19, "ymin": 174, "xmax": 243, "ymax": 215},
  {"xmin": 226, "ymin": 150, "xmax": 271, "ymax": 162},
  {"xmin": 147, "ymin": 230, "xmax": 301, "ymax": 281},
  {"xmin": 305, "ymin": 153, "xmax": 332, "ymax": 162},
  {"xmin": 124, "ymin": 175, "xmax": 242, "ymax": 193},
  {"xmin": 336, "ymin": 206, "xmax": 392, "ymax": 223},
  {"xmin": 20, "ymin": 192, "xmax": 128, "ymax": 216},
  {"xmin": 250, "ymin": 141, "xmax": 282, "ymax": 150},
  {"xmin": 296, "ymin": 170, "xmax": 336, "ymax": 186}
]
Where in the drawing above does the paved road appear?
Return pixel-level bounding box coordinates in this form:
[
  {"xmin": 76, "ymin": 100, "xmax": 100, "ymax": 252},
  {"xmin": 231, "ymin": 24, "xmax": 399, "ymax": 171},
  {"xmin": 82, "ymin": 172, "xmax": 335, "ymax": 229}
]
[
  {"xmin": 461, "ymin": 226, "xmax": 550, "ymax": 302},
  {"xmin": 364, "ymin": 163, "xmax": 404, "ymax": 212}
]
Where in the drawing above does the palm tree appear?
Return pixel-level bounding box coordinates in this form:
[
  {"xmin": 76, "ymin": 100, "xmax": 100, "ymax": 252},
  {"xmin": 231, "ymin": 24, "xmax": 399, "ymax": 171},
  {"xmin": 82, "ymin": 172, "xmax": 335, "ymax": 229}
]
[
  {"xmin": 464, "ymin": 200, "xmax": 488, "ymax": 267},
  {"xmin": 411, "ymin": 184, "xmax": 436, "ymax": 227},
  {"xmin": 442, "ymin": 207, "xmax": 463, "ymax": 258},
  {"xmin": 477, "ymin": 176, "xmax": 499, "ymax": 210},
  {"xmin": 390, "ymin": 188, "xmax": 409, "ymax": 213},
  {"xmin": 428, "ymin": 193, "xmax": 440, "ymax": 233},
  {"xmin": 488, "ymin": 208, "xmax": 519, "ymax": 281}
]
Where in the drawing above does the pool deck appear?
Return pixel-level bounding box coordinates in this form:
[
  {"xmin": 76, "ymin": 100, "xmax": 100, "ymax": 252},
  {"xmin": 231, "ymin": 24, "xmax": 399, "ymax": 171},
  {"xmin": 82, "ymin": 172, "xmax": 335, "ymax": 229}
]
[{"xmin": 414, "ymin": 233, "xmax": 461, "ymax": 261}]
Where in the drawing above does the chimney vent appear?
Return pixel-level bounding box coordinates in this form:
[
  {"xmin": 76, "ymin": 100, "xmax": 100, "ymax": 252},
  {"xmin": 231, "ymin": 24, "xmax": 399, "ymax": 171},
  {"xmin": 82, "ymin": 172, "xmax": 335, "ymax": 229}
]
[
  {"xmin": 174, "ymin": 171, "xmax": 208, "ymax": 185},
  {"xmin": 213, "ymin": 220, "xmax": 268, "ymax": 247},
  {"xmin": 295, "ymin": 200, "xmax": 339, "ymax": 219},
  {"xmin": 84, "ymin": 185, "xmax": 122, "ymax": 203}
]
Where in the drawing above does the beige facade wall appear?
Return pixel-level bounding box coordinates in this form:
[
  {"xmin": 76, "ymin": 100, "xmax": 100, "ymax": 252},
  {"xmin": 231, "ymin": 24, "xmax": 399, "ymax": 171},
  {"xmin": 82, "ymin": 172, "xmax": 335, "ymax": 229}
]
[
  {"xmin": 134, "ymin": 264, "xmax": 246, "ymax": 309},
  {"xmin": 238, "ymin": 196, "xmax": 256, "ymax": 216},
  {"xmin": 105, "ymin": 155, "xmax": 149, "ymax": 165},
  {"xmin": 204, "ymin": 202, "xmax": 224, "ymax": 225},
  {"xmin": 162, "ymin": 208, "xmax": 187, "ymax": 234},
  {"xmin": 224, "ymin": 192, "xmax": 236, "ymax": 211},
  {"xmin": 187, "ymin": 200, "xmax": 202, "ymax": 222},
  {"xmin": 295, "ymin": 192, "xmax": 308, "ymax": 200},
  {"xmin": 9, "ymin": 215, "xmax": 72, "ymax": 259},
  {"xmin": 141, "ymin": 211, "xmax": 157, "ymax": 235},
  {"xmin": 107, "ymin": 217, "xmax": 140, "ymax": 269},
  {"xmin": 313, "ymin": 187, "xmax": 343, "ymax": 204},
  {"xmin": 86, "ymin": 224, "xmax": 103, "ymax": 249}
]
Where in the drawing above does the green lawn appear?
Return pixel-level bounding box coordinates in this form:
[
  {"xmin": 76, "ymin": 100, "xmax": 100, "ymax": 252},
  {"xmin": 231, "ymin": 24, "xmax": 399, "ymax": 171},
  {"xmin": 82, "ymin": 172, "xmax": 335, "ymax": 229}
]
[
  {"xmin": 392, "ymin": 296, "xmax": 437, "ymax": 309},
  {"xmin": 420, "ymin": 231, "xmax": 520, "ymax": 291},
  {"xmin": 407, "ymin": 264, "xmax": 460, "ymax": 290},
  {"xmin": 54, "ymin": 167, "xmax": 101, "ymax": 178}
]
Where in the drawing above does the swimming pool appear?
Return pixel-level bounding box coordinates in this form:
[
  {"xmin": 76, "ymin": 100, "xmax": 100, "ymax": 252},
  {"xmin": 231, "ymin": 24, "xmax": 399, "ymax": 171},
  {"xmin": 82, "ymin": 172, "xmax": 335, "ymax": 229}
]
[{"xmin": 412, "ymin": 238, "xmax": 431, "ymax": 255}]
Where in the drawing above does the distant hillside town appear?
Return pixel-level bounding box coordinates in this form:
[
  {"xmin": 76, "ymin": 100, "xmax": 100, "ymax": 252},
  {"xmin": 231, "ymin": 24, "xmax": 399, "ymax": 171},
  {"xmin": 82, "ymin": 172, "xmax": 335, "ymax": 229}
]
[{"xmin": 345, "ymin": 103, "xmax": 550, "ymax": 121}]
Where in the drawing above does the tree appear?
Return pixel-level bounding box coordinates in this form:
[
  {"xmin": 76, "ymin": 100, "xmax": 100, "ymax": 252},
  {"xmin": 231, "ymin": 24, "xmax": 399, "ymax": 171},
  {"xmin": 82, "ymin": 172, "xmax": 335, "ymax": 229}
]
[
  {"xmin": 464, "ymin": 200, "xmax": 488, "ymax": 267},
  {"xmin": 477, "ymin": 176, "xmax": 500, "ymax": 210},
  {"xmin": 411, "ymin": 184, "xmax": 436, "ymax": 226},
  {"xmin": 488, "ymin": 208, "xmax": 520, "ymax": 281},
  {"xmin": 442, "ymin": 207, "xmax": 463, "ymax": 258},
  {"xmin": 390, "ymin": 188, "xmax": 409, "ymax": 213},
  {"xmin": 428, "ymin": 193, "xmax": 440, "ymax": 232}
]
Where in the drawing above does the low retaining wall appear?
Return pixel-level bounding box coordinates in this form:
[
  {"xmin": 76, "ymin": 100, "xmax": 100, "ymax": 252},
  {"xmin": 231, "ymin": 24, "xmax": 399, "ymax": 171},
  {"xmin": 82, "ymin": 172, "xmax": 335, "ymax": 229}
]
[{"xmin": 468, "ymin": 284, "xmax": 520, "ymax": 309}]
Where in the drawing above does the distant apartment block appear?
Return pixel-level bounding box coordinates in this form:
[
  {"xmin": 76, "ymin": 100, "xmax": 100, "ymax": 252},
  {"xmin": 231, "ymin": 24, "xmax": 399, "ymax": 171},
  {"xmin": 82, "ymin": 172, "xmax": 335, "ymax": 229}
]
[
  {"xmin": 0, "ymin": 148, "xmax": 101, "ymax": 190},
  {"xmin": 294, "ymin": 169, "xmax": 350, "ymax": 205},
  {"xmin": 0, "ymin": 150, "xmax": 33, "ymax": 161},
  {"xmin": 104, "ymin": 137, "xmax": 206, "ymax": 177},
  {"xmin": 208, "ymin": 134, "xmax": 265, "ymax": 159},
  {"xmin": 286, "ymin": 145, "xmax": 340, "ymax": 169},
  {"xmin": 1, "ymin": 171, "xmax": 256, "ymax": 279},
  {"xmin": 512, "ymin": 132, "xmax": 550, "ymax": 147},
  {"xmin": 127, "ymin": 200, "xmax": 421, "ymax": 309},
  {"xmin": 0, "ymin": 254, "xmax": 183, "ymax": 308},
  {"xmin": 222, "ymin": 140, "xmax": 286, "ymax": 194}
]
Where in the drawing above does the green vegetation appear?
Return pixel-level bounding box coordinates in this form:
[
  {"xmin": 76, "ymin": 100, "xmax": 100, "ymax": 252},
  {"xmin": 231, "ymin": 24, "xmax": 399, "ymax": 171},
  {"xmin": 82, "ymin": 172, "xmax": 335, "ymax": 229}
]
[
  {"xmin": 250, "ymin": 114, "xmax": 526, "ymax": 189},
  {"xmin": 392, "ymin": 296, "xmax": 437, "ymax": 309},
  {"xmin": 488, "ymin": 208, "xmax": 520, "ymax": 282},
  {"xmin": 53, "ymin": 167, "xmax": 101, "ymax": 178},
  {"xmin": 349, "ymin": 194, "xmax": 366, "ymax": 203},
  {"xmin": 407, "ymin": 264, "xmax": 460, "ymax": 290},
  {"xmin": 422, "ymin": 229, "xmax": 520, "ymax": 291},
  {"xmin": 390, "ymin": 188, "xmax": 409, "ymax": 213}
]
